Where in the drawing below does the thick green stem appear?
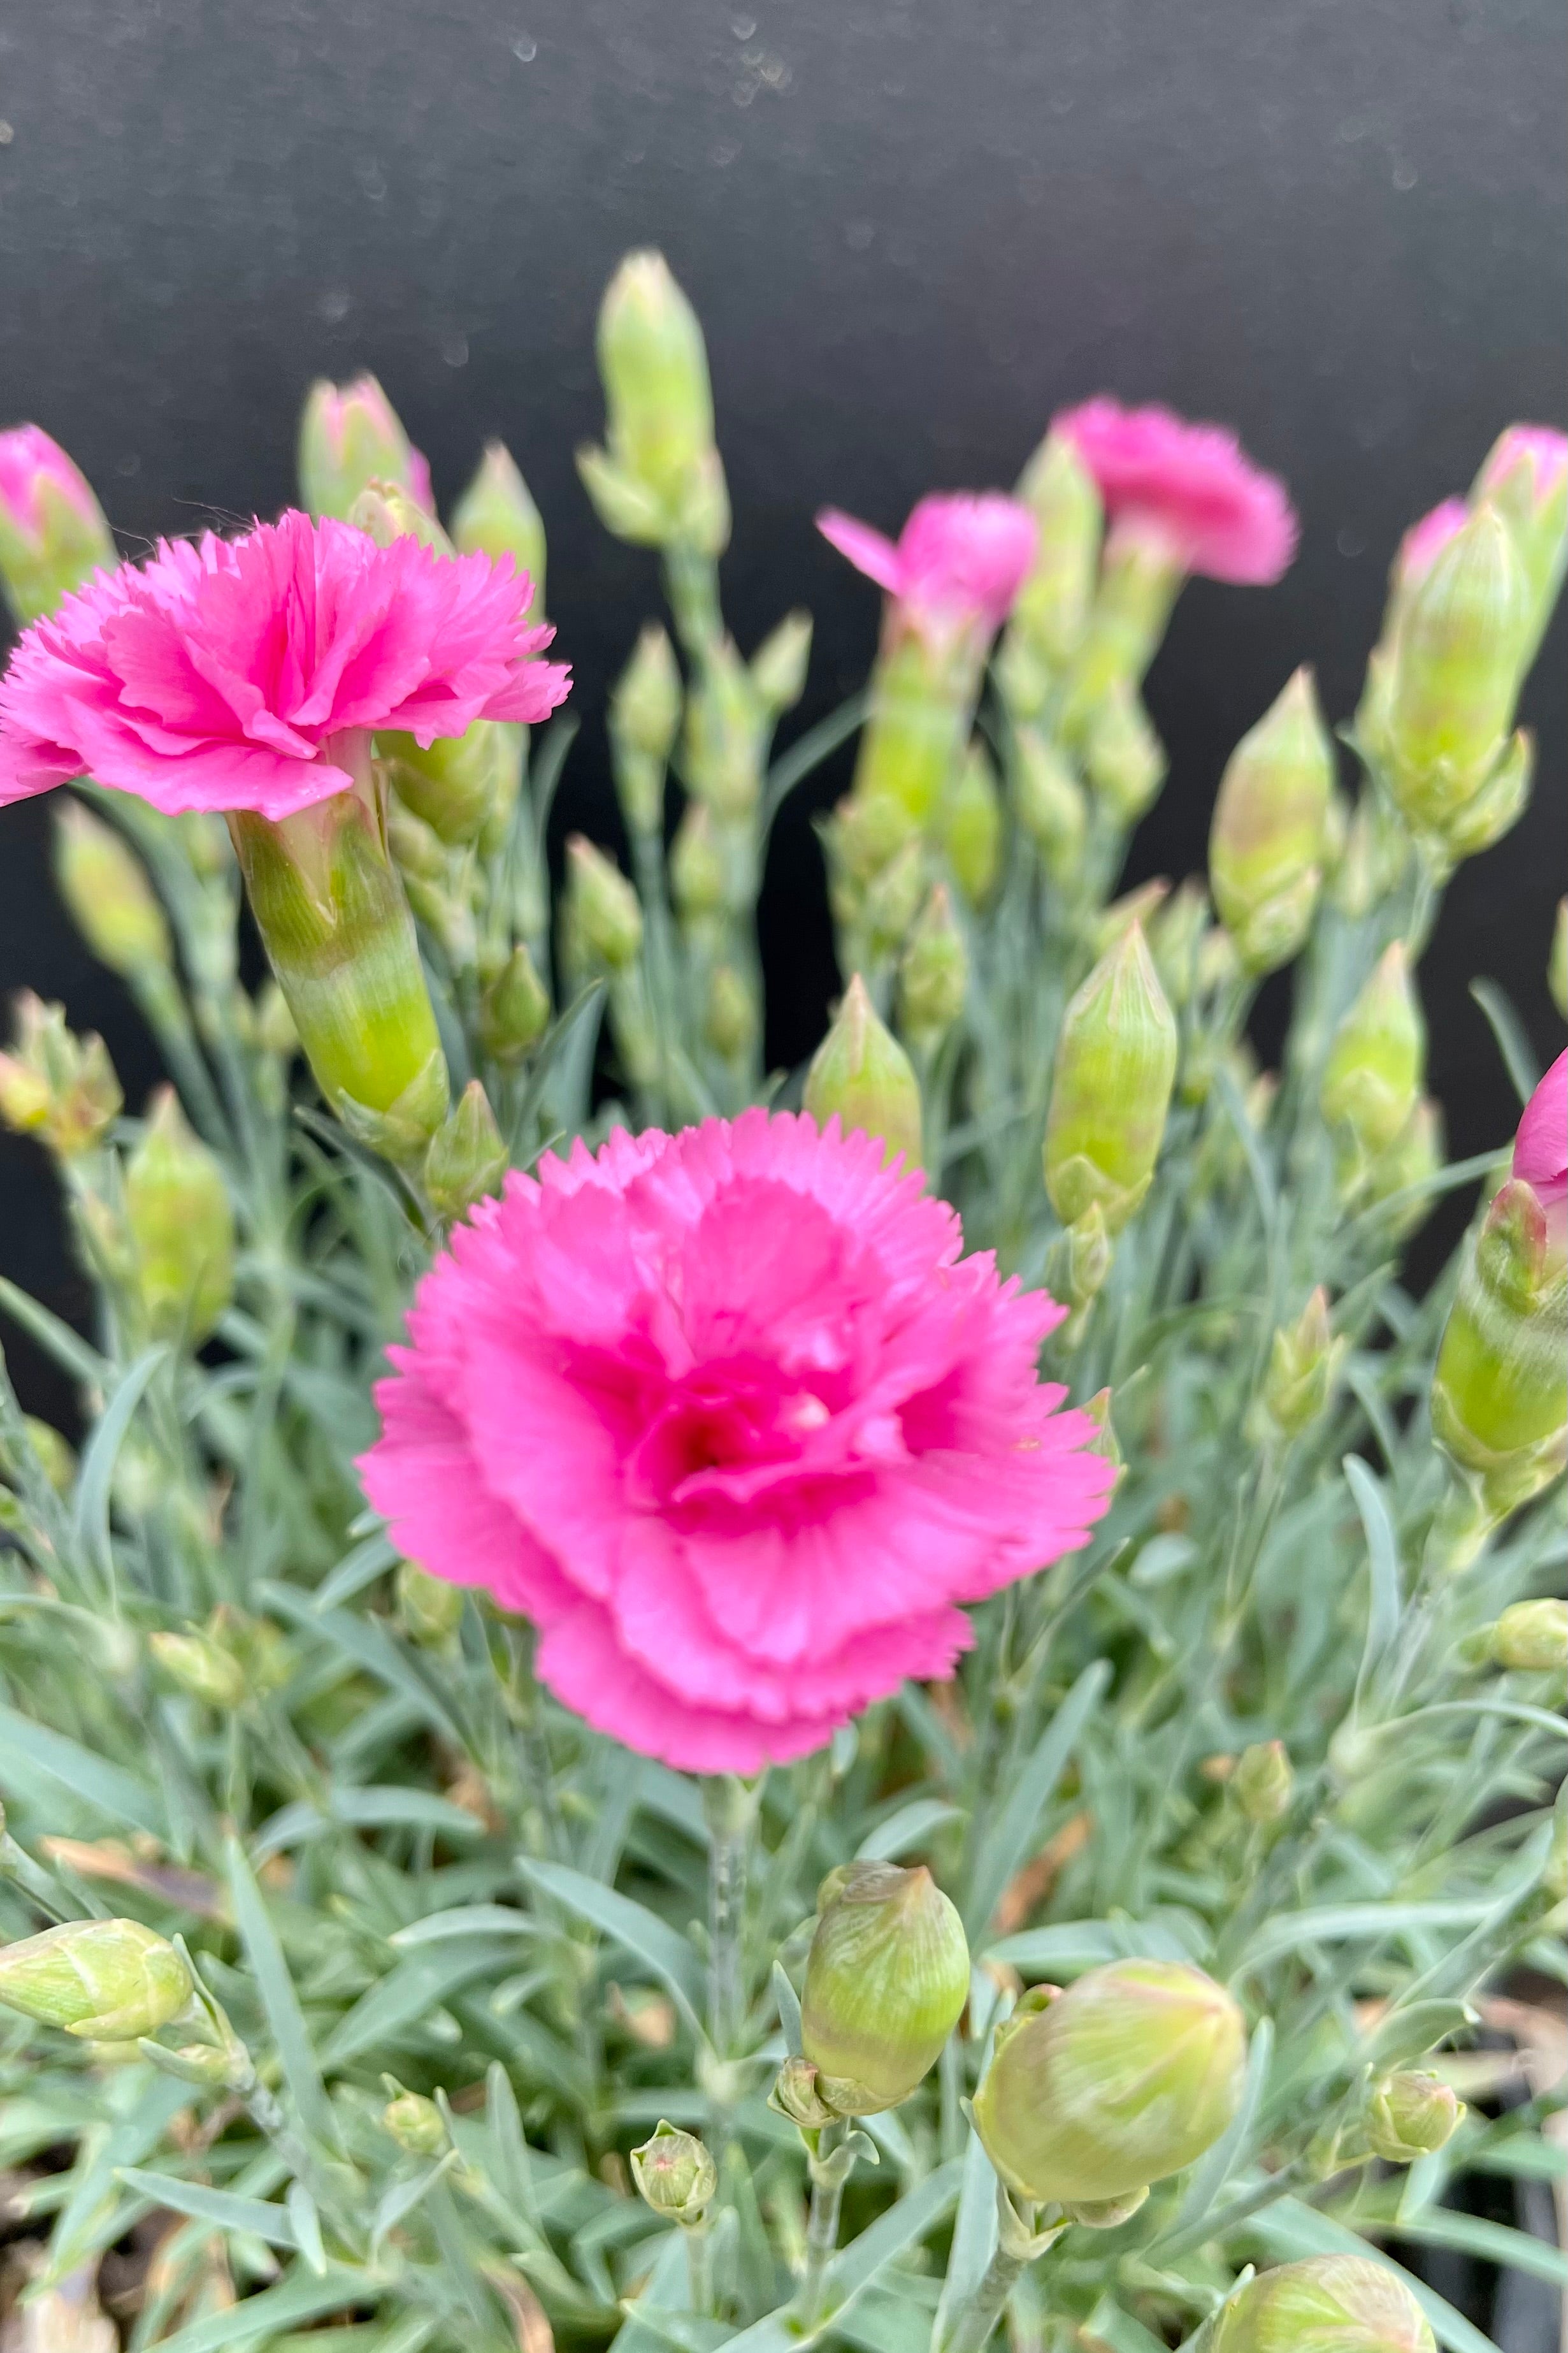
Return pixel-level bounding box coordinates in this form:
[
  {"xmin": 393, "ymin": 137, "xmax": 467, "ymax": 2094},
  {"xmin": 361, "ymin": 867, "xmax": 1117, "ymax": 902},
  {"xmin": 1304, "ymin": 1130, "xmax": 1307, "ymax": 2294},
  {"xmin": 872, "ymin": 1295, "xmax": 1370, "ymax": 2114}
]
[
  {"xmin": 937, "ymin": 2243, "xmax": 1027, "ymax": 2353},
  {"xmin": 703, "ymin": 1774, "xmax": 750, "ymax": 2057},
  {"xmin": 798, "ymin": 2120, "xmax": 848, "ymax": 2332}
]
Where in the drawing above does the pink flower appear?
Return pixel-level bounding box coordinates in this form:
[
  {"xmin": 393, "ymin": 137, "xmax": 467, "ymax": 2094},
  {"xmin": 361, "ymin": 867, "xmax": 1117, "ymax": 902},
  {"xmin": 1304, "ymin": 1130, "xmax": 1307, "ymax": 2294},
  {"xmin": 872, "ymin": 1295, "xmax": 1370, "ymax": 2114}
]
[
  {"xmin": 0, "ymin": 510, "xmax": 570, "ymax": 822},
  {"xmin": 359, "ymin": 1111, "xmax": 1114, "ymax": 1772},
  {"xmin": 817, "ymin": 494, "xmax": 1038, "ymax": 637},
  {"xmin": 1052, "ymin": 396, "xmax": 1297, "ymax": 584},
  {"xmin": 1397, "ymin": 497, "xmax": 1467, "ymax": 590},
  {"xmin": 1513, "ymin": 1050, "xmax": 1567, "ymax": 1217},
  {"xmin": 0, "ymin": 426, "xmax": 105, "ymax": 548},
  {"xmin": 1476, "ymin": 424, "xmax": 1568, "ymax": 514}
]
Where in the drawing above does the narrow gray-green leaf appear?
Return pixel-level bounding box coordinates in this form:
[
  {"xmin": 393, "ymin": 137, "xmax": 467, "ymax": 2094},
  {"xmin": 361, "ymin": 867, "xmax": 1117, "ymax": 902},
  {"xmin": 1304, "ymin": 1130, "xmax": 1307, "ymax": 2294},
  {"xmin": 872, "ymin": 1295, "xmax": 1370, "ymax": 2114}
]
[
  {"xmin": 1345, "ymin": 1456, "xmax": 1400, "ymax": 1700},
  {"xmin": 373, "ymin": 2151, "xmax": 459, "ymax": 2254},
  {"xmin": 114, "ymin": 2168, "xmax": 298, "ymax": 2248},
  {"xmin": 517, "ymin": 1855, "xmax": 705, "ymax": 2035},
  {"xmin": 721, "ymin": 2160, "xmax": 963, "ymax": 2353},
  {"xmin": 311, "ymin": 1530, "xmax": 398, "ymax": 1612},
  {"xmin": 322, "ymin": 1938, "xmax": 521, "ymax": 2066},
  {"xmin": 287, "ymin": 2180, "xmax": 327, "ymax": 2274},
  {"xmin": 1469, "ymin": 978, "xmax": 1539, "ymax": 1105},
  {"xmin": 391, "ymin": 1903, "xmax": 536, "ymax": 1949},
  {"xmin": 967, "ymin": 1660, "xmax": 1109, "ymax": 1940},
  {"xmin": 1239, "ymin": 1899, "xmax": 1493, "ymax": 1971},
  {"xmin": 858, "ymin": 1799, "xmax": 965, "ymax": 1863},
  {"xmin": 150, "ymin": 2264, "xmax": 371, "ymax": 2353},
  {"xmin": 0, "ymin": 1702, "xmax": 164, "ymax": 1837},
  {"xmin": 772, "ymin": 1958, "xmax": 802, "ymax": 2058},
  {"xmin": 226, "ymin": 1835, "xmax": 336, "ymax": 2145},
  {"xmin": 931, "ymin": 2131, "xmax": 998, "ymax": 2349},
  {"xmin": 72, "ymin": 1344, "xmax": 167, "ymax": 1580}
]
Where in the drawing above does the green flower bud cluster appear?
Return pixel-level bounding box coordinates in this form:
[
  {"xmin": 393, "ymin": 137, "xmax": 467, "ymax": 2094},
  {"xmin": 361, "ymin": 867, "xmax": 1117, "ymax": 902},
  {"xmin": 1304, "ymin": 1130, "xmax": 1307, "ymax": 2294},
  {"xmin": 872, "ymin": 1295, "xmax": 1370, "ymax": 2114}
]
[
  {"xmin": 803, "ymin": 978, "xmax": 923, "ymax": 1173},
  {"xmin": 578, "ymin": 252, "xmax": 729, "ymax": 555},
  {"xmin": 0, "ymin": 992, "xmax": 122, "ymax": 1159},
  {"xmin": 1013, "ymin": 728, "xmax": 1088, "ymax": 886},
  {"xmin": 1209, "ymin": 669, "xmax": 1336, "ymax": 975},
  {"xmin": 1232, "ymin": 1739, "xmax": 1294, "ymax": 1825},
  {"xmin": 150, "ymin": 1604, "xmax": 292, "ymax": 1709},
  {"xmin": 703, "ymin": 962, "xmax": 758, "ymax": 1066},
  {"xmin": 383, "ymin": 2087, "xmax": 449, "ymax": 2157},
  {"xmin": 0, "ymin": 1918, "xmax": 194, "ymax": 2043},
  {"xmin": 1083, "ymin": 681, "xmax": 1167, "ymax": 827},
  {"xmin": 480, "ymin": 945, "xmax": 551, "ymax": 1065},
  {"xmin": 972, "ymin": 1959, "xmax": 1246, "ymax": 2205},
  {"xmin": 789, "ymin": 1861, "xmax": 969, "ymax": 2119},
  {"xmin": 683, "ymin": 635, "xmax": 766, "ymax": 822},
  {"xmin": 1211, "ymin": 2259, "xmax": 1435, "ymax": 2353},
  {"xmin": 396, "ymin": 1560, "xmax": 468, "ymax": 1647},
  {"xmin": 937, "ymin": 745, "xmax": 1003, "ymax": 909},
  {"xmin": 1064, "ymin": 526, "xmax": 1184, "ymax": 734},
  {"xmin": 1430, "ymin": 1178, "xmax": 1567, "ymax": 1528},
  {"xmin": 749, "ymin": 610, "xmax": 813, "ymax": 718}
]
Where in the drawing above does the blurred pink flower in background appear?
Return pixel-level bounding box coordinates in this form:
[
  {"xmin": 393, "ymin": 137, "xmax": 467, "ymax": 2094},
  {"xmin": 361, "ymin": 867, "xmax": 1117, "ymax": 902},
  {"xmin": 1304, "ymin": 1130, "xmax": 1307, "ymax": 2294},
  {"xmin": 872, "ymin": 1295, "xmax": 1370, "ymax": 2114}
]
[
  {"xmin": 1477, "ymin": 423, "xmax": 1568, "ymax": 512},
  {"xmin": 1053, "ymin": 396, "xmax": 1297, "ymax": 584},
  {"xmin": 0, "ymin": 510, "xmax": 569, "ymax": 820},
  {"xmin": 361, "ymin": 1110, "xmax": 1114, "ymax": 1772},
  {"xmin": 1396, "ymin": 497, "xmax": 1468, "ymax": 590},
  {"xmin": 0, "ymin": 426, "xmax": 106, "ymax": 549},
  {"xmin": 817, "ymin": 493, "xmax": 1038, "ymax": 637},
  {"xmin": 1513, "ymin": 1050, "xmax": 1567, "ymax": 1240}
]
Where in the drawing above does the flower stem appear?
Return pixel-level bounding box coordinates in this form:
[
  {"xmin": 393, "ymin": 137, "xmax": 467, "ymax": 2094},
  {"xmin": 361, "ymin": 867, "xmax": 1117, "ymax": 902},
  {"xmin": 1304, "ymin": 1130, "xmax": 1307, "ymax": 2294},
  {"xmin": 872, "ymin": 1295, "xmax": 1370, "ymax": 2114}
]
[
  {"xmin": 936, "ymin": 2241, "xmax": 1027, "ymax": 2353},
  {"xmin": 703, "ymin": 1774, "xmax": 751, "ymax": 2057},
  {"xmin": 798, "ymin": 2120, "xmax": 848, "ymax": 2332},
  {"xmin": 684, "ymin": 2219, "xmax": 716, "ymax": 2318}
]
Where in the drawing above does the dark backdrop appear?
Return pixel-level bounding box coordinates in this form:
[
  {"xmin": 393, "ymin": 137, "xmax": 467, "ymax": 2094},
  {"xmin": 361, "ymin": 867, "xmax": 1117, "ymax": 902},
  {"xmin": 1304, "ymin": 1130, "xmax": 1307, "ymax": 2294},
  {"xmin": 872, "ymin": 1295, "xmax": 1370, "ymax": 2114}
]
[{"xmin": 0, "ymin": 0, "xmax": 1564, "ymax": 1426}]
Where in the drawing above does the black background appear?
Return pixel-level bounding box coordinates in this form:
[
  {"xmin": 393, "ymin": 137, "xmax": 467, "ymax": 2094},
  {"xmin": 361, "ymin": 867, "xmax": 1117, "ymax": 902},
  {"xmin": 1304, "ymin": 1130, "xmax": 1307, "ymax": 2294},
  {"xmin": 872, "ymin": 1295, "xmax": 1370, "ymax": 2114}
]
[{"xmin": 0, "ymin": 0, "xmax": 1564, "ymax": 1426}]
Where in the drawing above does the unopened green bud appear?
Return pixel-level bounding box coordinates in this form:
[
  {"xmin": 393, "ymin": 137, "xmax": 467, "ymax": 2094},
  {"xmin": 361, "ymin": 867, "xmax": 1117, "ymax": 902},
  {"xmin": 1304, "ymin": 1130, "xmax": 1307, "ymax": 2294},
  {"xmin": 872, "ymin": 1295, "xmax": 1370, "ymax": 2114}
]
[
  {"xmin": 1010, "ymin": 430, "xmax": 1103, "ymax": 673},
  {"xmin": 1045, "ymin": 924, "xmax": 1177, "ymax": 1234},
  {"xmin": 863, "ymin": 838, "xmax": 926, "ymax": 959},
  {"xmin": 1050, "ymin": 1201, "xmax": 1113, "ymax": 1319},
  {"xmin": 1149, "ymin": 878, "xmax": 1211, "ymax": 1011},
  {"xmin": 0, "ymin": 992, "xmax": 122, "ymax": 1158},
  {"xmin": 684, "ymin": 636, "xmax": 764, "ymax": 819},
  {"xmin": 1430, "ymin": 727, "xmax": 1532, "ymax": 864},
  {"xmin": 939, "ymin": 744, "xmax": 1002, "ymax": 908},
  {"xmin": 1367, "ymin": 2073, "xmax": 1464, "ymax": 2162},
  {"xmin": 424, "ymin": 1080, "xmax": 509, "ymax": 1220},
  {"xmin": 584, "ymin": 252, "xmax": 727, "ymax": 551},
  {"xmin": 1094, "ymin": 878, "xmax": 1170, "ymax": 961},
  {"xmin": 1385, "ymin": 506, "xmax": 1530, "ymax": 840},
  {"xmin": 750, "ymin": 610, "xmax": 813, "ymax": 716},
  {"xmin": 804, "ymin": 976, "xmax": 923, "ymax": 1171},
  {"xmin": 0, "ymin": 426, "xmax": 117, "ymax": 624},
  {"xmin": 1487, "ymin": 1597, "xmax": 1568, "ymax": 1673},
  {"xmin": 451, "ymin": 440, "xmax": 547, "ymax": 622},
  {"xmin": 1321, "ymin": 945, "xmax": 1425, "ymax": 1169},
  {"xmin": 396, "ymin": 1558, "xmax": 466, "ymax": 1646},
  {"xmin": 703, "ymin": 962, "xmax": 757, "ymax": 1064},
  {"xmin": 1432, "ymin": 1176, "xmax": 1568, "ymax": 1521},
  {"xmin": 1233, "ymin": 1739, "xmax": 1294, "ymax": 1825},
  {"xmin": 124, "ymin": 1087, "xmax": 234, "ymax": 1345},
  {"xmin": 670, "ymin": 802, "xmax": 727, "ymax": 923},
  {"xmin": 1211, "ymin": 2257, "xmax": 1435, "ymax": 2353},
  {"xmin": 610, "ymin": 625, "xmax": 682, "ymax": 834},
  {"xmin": 1472, "ymin": 426, "xmax": 1568, "ymax": 662},
  {"xmin": 480, "ymin": 945, "xmax": 550, "ymax": 1064},
  {"xmin": 383, "ymin": 2089, "xmax": 448, "ymax": 2156},
  {"xmin": 300, "ymin": 376, "xmax": 429, "ymax": 523},
  {"xmin": 630, "ymin": 2120, "xmax": 717, "ymax": 2224},
  {"xmin": 1550, "ymin": 898, "xmax": 1568, "ymax": 1022},
  {"xmin": 379, "ymin": 720, "xmax": 516, "ymax": 848},
  {"xmin": 0, "ymin": 1918, "xmax": 194, "ymax": 2042},
  {"xmin": 1084, "ymin": 681, "xmax": 1167, "ymax": 825},
  {"xmin": 350, "ymin": 477, "xmax": 450, "ymax": 556},
  {"xmin": 898, "ymin": 885, "xmax": 968, "ymax": 1048},
  {"xmin": 1262, "ymin": 1288, "xmax": 1346, "ymax": 1440},
  {"xmin": 149, "ymin": 1626, "xmax": 248, "ymax": 1709},
  {"xmin": 564, "ymin": 836, "xmax": 644, "ymax": 971},
  {"xmin": 54, "ymin": 801, "xmax": 171, "ymax": 978},
  {"xmin": 1068, "ymin": 525, "xmax": 1184, "ymax": 719},
  {"xmin": 1363, "ymin": 1097, "xmax": 1443, "ymax": 1237},
  {"xmin": 799, "ymin": 1861, "xmax": 969, "ymax": 2116},
  {"xmin": 830, "ymin": 792, "xmax": 921, "ymax": 887},
  {"xmin": 972, "ymin": 1959, "xmax": 1246, "ymax": 2205},
  {"xmin": 1209, "ymin": 668, "xmax": 1335, "ymax": 974},
  {"xmin": 1014, "ymin": 730, "xmax": 1088, "ymax": 883}
]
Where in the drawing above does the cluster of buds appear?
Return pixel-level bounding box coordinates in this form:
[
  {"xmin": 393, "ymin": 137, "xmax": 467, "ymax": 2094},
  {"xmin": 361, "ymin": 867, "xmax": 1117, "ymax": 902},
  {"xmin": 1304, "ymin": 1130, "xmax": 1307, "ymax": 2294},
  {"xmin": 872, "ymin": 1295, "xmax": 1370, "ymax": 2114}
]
[
  {"xmin": 972, "ymin": 1958, "xmax": 1246, "ymax": 2216},
  {"xmin": 0, "ymin": 992, "xmax": 121, "ymax": 1159},
  {"xmin": 803, "ymin": 978, "xmax": 923, "ymax": 1172},
  {"xmin": 577, "ymin": 251, "xmax": 729, "ymax": 556},
  {"xmin": 1210, "ymin": 2259, "xmax": 1435, "ymax": 2353},
  {"xmin": 773, "ymin": 1860, "xmax": 969, "ymax": 2125},
  {"xmin": 1477, "ymin": 1596, "xmax": 1568, "ymax": 1673}
]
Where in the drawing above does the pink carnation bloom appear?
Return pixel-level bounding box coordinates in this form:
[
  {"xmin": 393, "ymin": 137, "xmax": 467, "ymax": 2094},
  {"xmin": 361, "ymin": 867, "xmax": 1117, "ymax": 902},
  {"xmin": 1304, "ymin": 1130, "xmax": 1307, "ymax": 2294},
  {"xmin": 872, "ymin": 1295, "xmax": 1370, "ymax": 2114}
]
[
  {"xmin": 817, "ymin": 493, "xmax": 1038, "ymax": 638},
  {"xmin": 1513, "ymin": 1050, "xmax": 1567, "ymax": 1227},
  {"xmin": 0, "ymin": 425, "xmax": 104, "ymax": 545},
  {"xmin": 1052, "ymin": 396, "xmax": 1297, "ymax": 584},
  {"xmin": 0, "ymin": 509, "xmax": 570, "ymax": 822},
  {"xmin": 1477, "ymin": 424, "xmax": 1568, "ymax": 512},
  {"xmin": 360, "ymin": 1111, "xmax": 1114, "ymax": 1772},
  {"xmin": 1397, "ymin": 497, "xmax": 1467, "ymax": 590}
]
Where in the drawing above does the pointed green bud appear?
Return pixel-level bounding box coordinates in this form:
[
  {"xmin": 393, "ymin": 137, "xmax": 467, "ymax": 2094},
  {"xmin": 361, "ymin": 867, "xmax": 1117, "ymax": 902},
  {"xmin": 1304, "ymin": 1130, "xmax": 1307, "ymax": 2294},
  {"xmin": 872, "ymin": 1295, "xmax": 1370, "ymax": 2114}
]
[
  {"xmin": 1320, "ymin": 945, "xmax": 1425, "ymax": 1168},
  {"xmin": 124, "ymin": 1087, "xmax": 234, "ymax": 1345},
  {"xmin": 1262, "ymin": 1289, "xmax": 1346, "ymax": 1440},
  {"xmin": 299, "ymin": 376, "xmax": 429, "ymax": 523},
  {"xmin": 480, "ymin": 945, "xmax": 550, "ymax": 1064},
  {"xmin": 750, "ymin": 610, "xmax": 813, "ymax": 716},
  {"xmin": 383, "ymin": 2089, "xmax": 449, "ymax": 2156},
  {"xmin": 610, "ymin": 625, "xmax": 682, "ymax": 834},
  {"xmin": 798, "ymin": 1861, "xmax": 969, "ymax": 2116},
  {"xmin": 1367, "ymin": 2072, "xmax": 1464, "ymax": 2162},
  {"xmin": 803, "ymin": 976, "xmax": 923, "ymax": 1171},
  {"xmin": 703, "ymin": 962, "xmax": 757, "ymax": 1065},
  {"xmin": 898, "ymin": 885, "xmax": 968, "ymax": 1048},
  {"xmin": 1013, "ymin": 730, "xmax": 1088, "ymax": 884},
  {"xmin": 350, "ymin": 477, "xmax": 451, "ymax": 556},
  {"xmin": 0, "ymin": 992, "xmax": 122, "ymax": 1159},
  {"xmin": 630, "ymin": 2120, "xmax": 718, "ymax": 2224},
  {"xmin": 588, "ymin": 251, "xmax": 726, "ymax": 549},
  {"xmin": 575, "ymin": 444, "xmax": 668, "ymax": 545},
  {"xmin": 149, "ymin": 1626, "xmax": 248, "ymax": 1709},
  {"xmin": 830, "ymin": 792, "xmax": 921, "ymax": 886},
  {"xmin": 1362, "ymin": 1097, "xmax": 1443, "ymax": 1237},
  {"xmin": 972, "ymin": 1959, "xmax": 1246, "ymax": 2205},
  {"xmin": 396, "ymin": 1558, "xmax": 466, "ymax": 1647},
  {"xmin": 1011, "ymin": 430, "xmax": 1103, "ymax": 672},
  {"xmin": 1233, "ymin": 1739, "xmax": 1294, "ymax": 1826},
  {"xmin": 684, "ymin": 635, "xmax": 765, "ymax": 819},
  {"xmin": 1432, "ymin": 1177, "xmax": 1568, "ymax": 1521},
  {"xmin": 1209, "ymin": 668, "xmax": 1335, "ymax": 974},
  {"xmin": 1067, "ymin": 525, "xmax": 1184, "ymax": 720},
  {"xmin": 1550, "ymin": 897, "xmax": 1568, "ymax": 1022},
  {"xmin": 1149, "ymin": 879, "xmax": 1211, "ymax": 1011},
  {"xmin": 1431, "ymin": 727, "xmax": 1532, "ymax": 865},
  {"xmin": 424, "ymin": 1080, "xmax": 509, "ymax": 1220},
  {"xmin": 863, "ymin": 837, "xmax": 926, "ymax": 959},
  {"xmin": 1044, "ymin": 924, "xmax": 1177, "ymax": 1234},
  {"xmin": 1047, "ymin": 1201, "xmax": 1113, "ymax": 1320},
  {"xmin": 940, "ymin": 744, "xmax": 1002, "ymax": 908},
  {"xmin": 1211, "ymin": 2258, "xmax": 1435, "ymax": 2353},
  {"xmin": 1084, "ymin": 681, "xmax": 1167, "ymax": 825},
  {"xmin": 1486, "ymin": 1596, "xmax": 1568, "ymax": 1673},
  {"xmin": 1472, "ymin": 426, "xmax": 1568, "ymax": 663},
  {"xmin": 670, "ymin": 801, "xmax": 727, "ymax": 923},
  {"xmin": 379, "ymin": 719, "xmax": 517, "ymax": 848},
  {"xmin": 563, "ymin": 836, "xmax": 644, "ymax": 971},
  {"xmin": 54, "ymin": 800, "xmax": 171, "ymax": 978},
  {"xmin": 1094, "ymin": 878, "xmax": 1170, "ymax": 960},
  {"xmin": 1385, "ymin": 505, "xmax": 1530, "ymax": 838},
  {"xmin": 451, "ymin": 440, "xmax": 547, "ymax": 622},
  {"xmin": 0, "ymin": 1918, "xmax": 194, "ymax": 2041},
  {"xmin": 0, "ymin": 426, "xmax": 117, "ymax": 625}
]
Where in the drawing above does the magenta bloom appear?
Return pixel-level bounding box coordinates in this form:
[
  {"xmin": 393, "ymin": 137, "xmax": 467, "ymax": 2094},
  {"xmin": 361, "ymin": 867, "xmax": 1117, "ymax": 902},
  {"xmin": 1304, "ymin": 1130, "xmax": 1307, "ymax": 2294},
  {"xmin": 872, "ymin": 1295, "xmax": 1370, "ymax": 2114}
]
[
  {"xmin": 0, "ymin": 510, "xmax": 570, "ymax": 821},
  {"xmin": 1513, "ymin": 1050, "xmax": 1567, "ymax": 1218},
  {"xmin": 817, "ymin": 494, "xmax": 1037, "ymax": 638},
  {"xmin": 360, "ymin": 1111, "xmax": 1114, "ymax": 1772},
  {"xmin": 1397, "ymin": 497, "xmax": 1467, "ymax": 590},
  {"xmin": 1052, "ymin": 396, "xmax": 1297, "ymax": 585},
  {"xmin": 0, "ymin": 426, "xmax": 105, "ymax": 547}
]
